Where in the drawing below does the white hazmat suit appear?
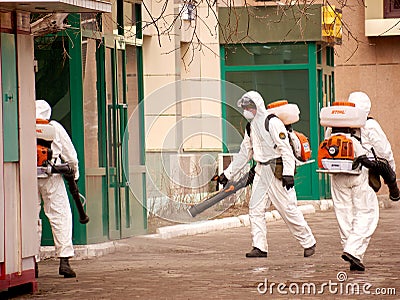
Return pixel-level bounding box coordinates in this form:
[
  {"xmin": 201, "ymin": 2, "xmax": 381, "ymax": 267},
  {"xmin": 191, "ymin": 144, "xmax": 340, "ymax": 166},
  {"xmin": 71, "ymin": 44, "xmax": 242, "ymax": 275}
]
[
  {"xmin": 327, "ymin": 91, "xmax": 387, "ymax": 271},
  {"xmin": 36, "ymin": 100, "xmax": 79, "ymax": 277},
  {"xmin": 349, "ymin": 92, "xmax": 399, "ymax": 202},
  {"xmin": 224, "ymin": 91, "xmax": 316, "ymax": 256},
  {"xmin": 328, "ymin": 136, "xmax": 378, "ymax": 270},
  {"xmin": 348, "ymin": 92, "xmax": 396, "ymax": 176}
]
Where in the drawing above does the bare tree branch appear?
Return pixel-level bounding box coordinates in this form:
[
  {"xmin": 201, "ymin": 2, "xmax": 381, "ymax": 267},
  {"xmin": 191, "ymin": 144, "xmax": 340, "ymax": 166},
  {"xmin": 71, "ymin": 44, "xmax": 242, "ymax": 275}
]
[{"xmin": 97, "ymin": 0, "xmax": 369, "ymax": 65}]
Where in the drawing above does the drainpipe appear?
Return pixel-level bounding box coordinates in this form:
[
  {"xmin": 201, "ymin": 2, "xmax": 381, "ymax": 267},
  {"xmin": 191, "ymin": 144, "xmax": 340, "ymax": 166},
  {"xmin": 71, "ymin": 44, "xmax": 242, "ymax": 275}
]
[{"xmin": 174, "ymin": 4, "xmax": 183, "ymax": 152}]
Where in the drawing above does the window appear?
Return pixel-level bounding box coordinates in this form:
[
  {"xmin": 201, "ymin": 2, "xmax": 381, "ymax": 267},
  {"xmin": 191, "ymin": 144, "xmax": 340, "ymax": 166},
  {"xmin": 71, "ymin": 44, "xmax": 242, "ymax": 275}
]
[
  {"xmin": 326, "ymin": 46, "xmax": 334, "ymax": 67},
  {"xmin": 317, "ymin": 44, "xmax": 322, "ymax": 65},
  {"xmin": 225, "ymin": 70, "xmax": 310, "ymax": 136},
  {"xmin": 124, "ymin": 1, "xmax": 137, "ymax": 27},
  {"xmin": 224, "ymin": 44, "xmax": 308, "ymax": 66},
  {"xmin": 384, "ymin": 0, "xmax": 400, "ymax": 18},
  {"xmin": 82, "ymin": 38, "xmax": 100, "ymax": 168}
]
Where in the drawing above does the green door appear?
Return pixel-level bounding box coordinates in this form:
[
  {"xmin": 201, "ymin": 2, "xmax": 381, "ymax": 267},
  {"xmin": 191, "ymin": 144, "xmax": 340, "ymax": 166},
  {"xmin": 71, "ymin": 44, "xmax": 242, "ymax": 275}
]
[
  {"xmin": 1, "ymin": 33, "xmax": 19, "ymax": 162},
  {"xmin": 317, "ymin": 69, "xmax": 334, "ymax": 199},
  {"xmin": 104, "ymin": 37, "xmax": 145, "ymax": 239},
  {"xmin": 104, "ymin": 39, "xmax": 121, "ymax": 239}
]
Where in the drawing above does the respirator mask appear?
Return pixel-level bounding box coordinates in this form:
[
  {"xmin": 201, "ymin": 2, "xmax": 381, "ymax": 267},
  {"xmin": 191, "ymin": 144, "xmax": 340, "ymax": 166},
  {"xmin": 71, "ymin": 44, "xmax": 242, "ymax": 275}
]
[
  {"xmin": 237, "ymin": 96, "xmax": 257, "ymax": 120},
  {"xmin": 243, "ymin": 110, "xmax": 255, "ymax": 120}
]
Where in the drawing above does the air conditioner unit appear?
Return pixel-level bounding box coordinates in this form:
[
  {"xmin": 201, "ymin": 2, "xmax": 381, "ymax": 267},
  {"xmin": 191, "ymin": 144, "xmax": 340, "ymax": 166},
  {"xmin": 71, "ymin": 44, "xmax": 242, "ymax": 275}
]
[{"xmin": 169, "ymin": 153, "xmax": 215, "ymax": 196}]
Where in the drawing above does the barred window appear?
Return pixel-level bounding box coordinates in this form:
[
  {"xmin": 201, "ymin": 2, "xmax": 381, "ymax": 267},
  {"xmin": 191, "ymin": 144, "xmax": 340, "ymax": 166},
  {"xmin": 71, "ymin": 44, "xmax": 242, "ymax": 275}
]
[{"xmin": 384, "ymin": 0, "xmax": 400, "ymax": 18}]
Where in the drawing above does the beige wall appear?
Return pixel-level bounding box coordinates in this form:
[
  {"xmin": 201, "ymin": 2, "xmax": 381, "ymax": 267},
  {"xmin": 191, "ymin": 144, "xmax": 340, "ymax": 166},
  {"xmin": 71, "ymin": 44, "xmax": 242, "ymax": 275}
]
[
  {"xmin": 17, "ymin": 34, "xmax": 38, "ymax": 259},
  {"xmin": 142, "ymin": 0, "xmax": 221, "ymax": 151},
  {"xmin": 335, "ymin": 2, "xmax": 400, "ymax": 188}
]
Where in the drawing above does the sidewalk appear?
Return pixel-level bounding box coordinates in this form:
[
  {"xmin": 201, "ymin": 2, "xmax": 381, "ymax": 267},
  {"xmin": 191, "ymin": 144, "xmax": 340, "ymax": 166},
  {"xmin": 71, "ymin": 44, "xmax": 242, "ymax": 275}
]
[
  {"xmin": 10, "ymin": 199, "xmax": 400, "ymax": 299},
  {"xmin": 38, "ymin": 200, "xmax": 328, "ymax": 260}
]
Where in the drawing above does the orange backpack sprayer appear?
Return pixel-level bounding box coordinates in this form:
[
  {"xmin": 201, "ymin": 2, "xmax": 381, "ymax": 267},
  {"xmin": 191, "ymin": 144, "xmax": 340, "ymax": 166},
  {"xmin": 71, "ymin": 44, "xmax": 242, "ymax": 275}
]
[
  {"xmin": 36, "ymin": 118, "xmax": 54, "ymax": 167},
  {"xmin": 267, "ymin": 100, "xmax": 311, "ymax": 162},
  {"xmin": 317, "ymin": 134, "xmax": 354, "ymax": 169},
  {"xmin": 318, "ymin": 102, "xmax": 365, "ymax": 172},
  {"xmin": 36, "ymin": 118, "xmax": 89, "ymax": 224}
]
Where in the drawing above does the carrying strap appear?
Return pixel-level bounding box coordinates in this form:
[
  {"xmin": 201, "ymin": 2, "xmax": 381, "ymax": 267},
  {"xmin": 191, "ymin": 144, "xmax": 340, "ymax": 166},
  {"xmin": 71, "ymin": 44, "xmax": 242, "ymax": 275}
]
[
  {"xmin": 331, "ymin": 127, "xmax": 362, "ymax": 142},
  {"xmin": 264, "ymin": 114, "xmax": 278, "ymax": 132},
  {"xmin": 245, "ymin": 114, "xmax": 277, "ymax": 136},
  {"xmin": 245, "ymin": 122, "xmax": 251, "ymax": 136}
]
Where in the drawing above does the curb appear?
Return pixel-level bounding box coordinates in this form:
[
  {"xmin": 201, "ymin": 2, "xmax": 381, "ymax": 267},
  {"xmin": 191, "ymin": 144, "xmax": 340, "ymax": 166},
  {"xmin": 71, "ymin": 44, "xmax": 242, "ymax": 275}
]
[{"xmin": 39, "ymin": 199, "xmax": 334, "ymax": 260}]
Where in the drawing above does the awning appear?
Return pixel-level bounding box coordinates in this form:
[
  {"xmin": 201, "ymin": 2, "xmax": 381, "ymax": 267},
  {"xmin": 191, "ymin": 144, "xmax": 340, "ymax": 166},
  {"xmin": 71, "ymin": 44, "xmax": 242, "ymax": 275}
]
[{"xmin": 0, "ymin": 0, "xmax": 112, "ymax": 13}]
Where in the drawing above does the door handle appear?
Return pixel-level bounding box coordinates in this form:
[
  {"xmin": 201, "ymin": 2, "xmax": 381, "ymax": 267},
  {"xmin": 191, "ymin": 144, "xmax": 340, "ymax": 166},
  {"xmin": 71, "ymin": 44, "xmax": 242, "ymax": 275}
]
[
  {"xmin": 117, "ymin": 104, "xmax": 128, "ymax": 109},
  {"xmin": 4, "ymin": 93, "xmax": 13, "ymax": 102}
]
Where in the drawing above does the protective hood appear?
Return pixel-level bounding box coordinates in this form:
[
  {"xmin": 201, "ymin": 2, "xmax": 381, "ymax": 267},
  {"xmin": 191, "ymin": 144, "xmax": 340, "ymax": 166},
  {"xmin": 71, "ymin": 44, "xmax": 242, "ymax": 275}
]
[
  {"xmin": 347, "ymin": 92, "xmax": 371, "ymax": 114},
  {"xmin": 237, "ymin": 91, "xmax": 267, "ymax": 118},
  {"xmin": 36, "ymin": 100, "xmax": 52, "ymax": 120}
]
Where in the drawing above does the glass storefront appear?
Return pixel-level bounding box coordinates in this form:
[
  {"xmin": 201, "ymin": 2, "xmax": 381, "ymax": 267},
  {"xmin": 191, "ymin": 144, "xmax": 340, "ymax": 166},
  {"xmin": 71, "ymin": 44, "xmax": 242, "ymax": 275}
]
[{"xmin": 226, "ymin": 70, "xmax": 310, "ymax": 135}]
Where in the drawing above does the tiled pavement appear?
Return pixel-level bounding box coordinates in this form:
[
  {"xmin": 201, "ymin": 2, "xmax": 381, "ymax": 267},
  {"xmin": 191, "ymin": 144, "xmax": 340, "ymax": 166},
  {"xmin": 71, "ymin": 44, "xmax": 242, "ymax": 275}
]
[{"xmin": 7, "ymin": 201, "xmax": 400, "ymax": 299}]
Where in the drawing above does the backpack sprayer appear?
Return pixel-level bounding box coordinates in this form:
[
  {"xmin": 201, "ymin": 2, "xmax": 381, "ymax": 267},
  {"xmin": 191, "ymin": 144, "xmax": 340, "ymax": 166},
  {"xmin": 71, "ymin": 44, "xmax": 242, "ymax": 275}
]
[
  {"xmin": 317, "ymin": 102, "xmax": 400, "ymax": 200},
  {"xmin": 267, "ymin": 100, "xmax": 312, "ymax": 163},
  {"xmin": 317, "ymin": 102, "xmax": 364, "ymax": 174},
  {"xmin": 36, "ymin": 119, "xmax": 89, "ymax": 224}
]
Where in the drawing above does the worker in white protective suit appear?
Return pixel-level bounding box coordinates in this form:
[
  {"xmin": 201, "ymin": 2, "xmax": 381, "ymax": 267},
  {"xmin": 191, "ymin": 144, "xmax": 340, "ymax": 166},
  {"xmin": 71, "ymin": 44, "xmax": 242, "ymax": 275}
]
[
  {"xmin": 327, "ymin": 135, "xmax": 375, "ymax": 271},
  {"xmin": 217, "ymin": 91, "xmax": 316, "ymax": 258},
  {"xmin": 36, "ymin": 100, "xmax": 79, "ymax": 278},
  {"xmin": 326, "ymin": 91, "xmax": 394, "ymax": 272},
  {"xmin": 348, "ymin": 91, "xmax": 400, "ymax": 201}
]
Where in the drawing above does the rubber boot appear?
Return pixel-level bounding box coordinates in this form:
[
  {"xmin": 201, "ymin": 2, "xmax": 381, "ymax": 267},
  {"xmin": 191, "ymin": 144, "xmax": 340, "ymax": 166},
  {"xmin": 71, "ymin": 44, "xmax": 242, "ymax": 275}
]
[
  {"xmin": 388, "ymin": 181, "xmax": 400, "ymax": 201},
  {"xmin": 59, "ymin": 258, "xmax": 76, "ymax": 278},
  {"xmin": 245, "ymin": 247, "xmax": 268, "ymax": 258},
  {"xmin": 304, "ymin": 244, "xmax": 316, "ymax": 257}
]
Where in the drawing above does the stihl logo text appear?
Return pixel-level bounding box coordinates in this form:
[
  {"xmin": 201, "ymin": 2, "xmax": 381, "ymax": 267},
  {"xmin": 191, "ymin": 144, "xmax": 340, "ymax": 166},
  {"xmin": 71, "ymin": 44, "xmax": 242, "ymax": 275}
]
[{"xmin": 331, "ymin": 110, "xmax": 345, "ymax": 114}]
